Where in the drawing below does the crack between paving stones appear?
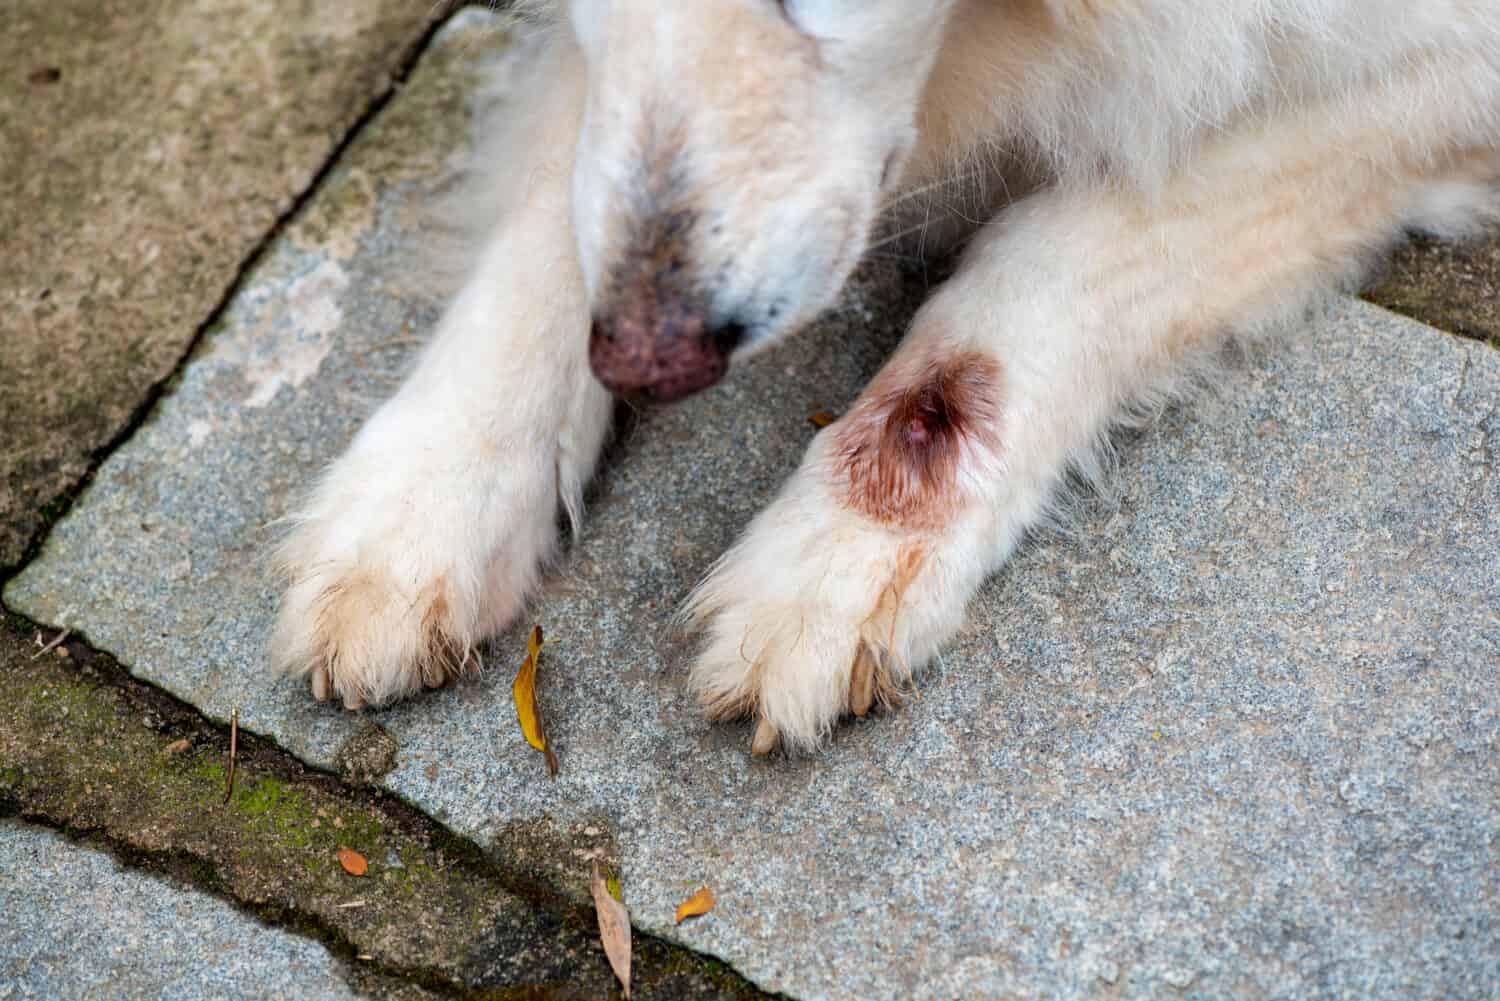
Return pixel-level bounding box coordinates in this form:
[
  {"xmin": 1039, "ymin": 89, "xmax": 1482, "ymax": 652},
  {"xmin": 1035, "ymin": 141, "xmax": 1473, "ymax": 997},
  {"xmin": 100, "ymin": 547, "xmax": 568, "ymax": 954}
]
[
  {"xmin": 1467, "ymin": 405, "xmax": 1497, "ymax": 514},
  {"xmin": 1449, "ymin": 345, "xmax": 1497, "ymax": 523},
  {"xmin": 0, "ymin": 604, "xmax": 567, "ymax": 908},
  {"xmin": 1453, "ymin": 347, "xmax": 1473, "ymax": 412},
  {"xmin": 0, "ymin": 812, "xmax": 463, "ymax": 1001},
  {"xmin": 0, "ymin": 609, "xmax": 782, "ymax": 1000},
  {"xmin": 0, "ymin": 817, "xmax": 657, "ymax": 1001},
  {"xmin": 1, "ymin": 796, "xmax": 781, "ymax": 1001},
  {"xmin": 0, "ymin": 692, "xmax": 472, "ymax": 998}
]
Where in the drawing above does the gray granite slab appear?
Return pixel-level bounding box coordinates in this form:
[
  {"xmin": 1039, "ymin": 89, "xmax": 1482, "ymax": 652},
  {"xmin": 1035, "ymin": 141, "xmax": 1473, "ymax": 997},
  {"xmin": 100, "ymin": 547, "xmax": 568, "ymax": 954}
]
[
  {"xmin": 8, "ymin": 9, "xmax": 1499, "ymax": 999},
  {"xmin": 0, "ymin": 822, "xmax": 368, "ymax": 1000}
]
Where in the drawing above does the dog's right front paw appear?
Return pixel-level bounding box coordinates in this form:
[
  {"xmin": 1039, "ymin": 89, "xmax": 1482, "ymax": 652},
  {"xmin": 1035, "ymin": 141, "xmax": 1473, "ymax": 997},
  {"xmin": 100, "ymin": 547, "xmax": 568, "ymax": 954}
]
[
  {"xmin": 270, "ymin": 421, "xmax": 562, "ymax": 709},
  {"xmin": 271, "ymin": 548, "xmax": 487, "ymax": 710}
]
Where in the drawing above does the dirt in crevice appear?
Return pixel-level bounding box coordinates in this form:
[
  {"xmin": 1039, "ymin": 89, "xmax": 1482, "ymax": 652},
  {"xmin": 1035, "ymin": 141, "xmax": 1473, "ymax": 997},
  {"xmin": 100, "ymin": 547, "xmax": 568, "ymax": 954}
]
[{"xmin": 1364, "ymin": 229, "xmax": 1500, "ymax": 347}]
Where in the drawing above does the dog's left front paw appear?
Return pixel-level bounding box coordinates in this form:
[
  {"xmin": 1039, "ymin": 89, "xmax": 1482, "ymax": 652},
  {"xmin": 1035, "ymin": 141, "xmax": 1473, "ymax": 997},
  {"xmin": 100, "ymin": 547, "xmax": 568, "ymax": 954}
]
[{"xmin": 683, "ymin": 460, "xmax": 971, "ymax": 755}]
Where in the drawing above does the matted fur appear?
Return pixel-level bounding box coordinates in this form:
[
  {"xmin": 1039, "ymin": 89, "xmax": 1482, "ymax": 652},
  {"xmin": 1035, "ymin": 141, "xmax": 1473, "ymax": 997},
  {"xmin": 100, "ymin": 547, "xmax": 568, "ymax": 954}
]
[{"xmin": 271, "ymin": 0, "xmax": 1500, "ymax": 752}]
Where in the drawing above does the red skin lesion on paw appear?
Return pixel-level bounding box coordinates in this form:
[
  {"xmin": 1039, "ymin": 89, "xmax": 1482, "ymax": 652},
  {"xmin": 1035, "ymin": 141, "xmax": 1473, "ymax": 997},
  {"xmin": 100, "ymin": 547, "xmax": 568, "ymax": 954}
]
[{"xmin": 830, "ymin": 350, "xmax": 1003, "ymax": 532}]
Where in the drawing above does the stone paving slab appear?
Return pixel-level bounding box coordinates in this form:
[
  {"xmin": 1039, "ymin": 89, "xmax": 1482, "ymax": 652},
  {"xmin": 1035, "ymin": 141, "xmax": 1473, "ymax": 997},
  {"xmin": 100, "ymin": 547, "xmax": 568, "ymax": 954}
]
[
  {"xmin": 0, "ymin": 821, "xmax": 375, "ymax": 1001},
  {"xmin": 0, "ymin": 0, "xmax": 449, "ymax": 569},
  {"xmin": 8, "ymin": 9, "xmax": 1500, "ymax": 1000}
]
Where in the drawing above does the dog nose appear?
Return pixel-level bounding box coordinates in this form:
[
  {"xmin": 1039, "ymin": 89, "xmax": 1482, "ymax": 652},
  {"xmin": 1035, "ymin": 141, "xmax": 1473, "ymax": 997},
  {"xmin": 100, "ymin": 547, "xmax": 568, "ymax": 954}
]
[{"xmin": 589, "ymin": 284, "xmax": 745, "ymax": 403}]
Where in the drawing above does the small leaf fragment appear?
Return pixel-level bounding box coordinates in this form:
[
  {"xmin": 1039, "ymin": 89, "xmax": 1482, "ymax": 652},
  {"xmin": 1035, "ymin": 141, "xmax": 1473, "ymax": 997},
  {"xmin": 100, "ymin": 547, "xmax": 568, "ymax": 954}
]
[
  {"xmin": 338, "ymin": 847, "xmax": 369, "ymax": 877},
  {"xmin": 158, "ymin": 737, "xmax": 192, "ymax": 759},
  {"xmin": 591, "ymin": 861, "xmax": 631, "ymax": 998},
  {"xmin": 808, "ymin": 410, "xmax": 836, "ymax": 429},
  {"xmin": 674, "ymin": 885, "xmax": 715, "ymax": 925},
  {"xmin": 606, "ymin": 870, "xmax": 624, "ymax": 903},
  {"xmin": 512, "ymin": 625, "xmax": 559, "ymax": 777}
]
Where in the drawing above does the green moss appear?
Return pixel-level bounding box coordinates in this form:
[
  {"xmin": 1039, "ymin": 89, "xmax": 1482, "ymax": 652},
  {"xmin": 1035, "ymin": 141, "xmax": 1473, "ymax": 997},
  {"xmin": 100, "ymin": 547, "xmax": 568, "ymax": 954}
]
[
  {"xmin": 2, "ymin": 611, "xmax": 36, "ymax": 638},
  {"xmin": 192, "ymin": 759, "xmax": 226, "ymax": 783},
  {"xmin": 0, "ymin": 764, "xmax": 24, "ymax": 792},
  {"xmin": 22, "ymin": 678, "xmax": 116, "ymax": 732},
  {"xmin": 36, "ymin": 490, "xmax": 75, "ymax": 526},
  {"xmin": 224, "ymin": 774, "xmax": 365, "ymax": 854},
  {"xmin": 236, "ymin": 776, "xmax": 284, "ymax": 815},
  {"xmin": 648, "ymin": 946, "xmax": 755, "ymax": 994}
]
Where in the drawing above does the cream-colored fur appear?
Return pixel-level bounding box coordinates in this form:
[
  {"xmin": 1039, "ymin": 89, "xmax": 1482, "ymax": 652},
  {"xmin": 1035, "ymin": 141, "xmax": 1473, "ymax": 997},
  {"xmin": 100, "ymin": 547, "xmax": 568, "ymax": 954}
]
[{"xmin": 272, "ymin": 0, "xmax": 1500, "ymax": 747}]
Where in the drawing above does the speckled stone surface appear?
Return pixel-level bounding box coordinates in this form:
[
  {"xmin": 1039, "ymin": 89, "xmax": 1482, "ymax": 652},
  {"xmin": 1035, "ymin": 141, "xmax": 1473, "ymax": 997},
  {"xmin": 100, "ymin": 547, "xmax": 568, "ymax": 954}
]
[
  {"xmin": 0, "ymin": 0, "xmax": 447, "ymax": 568},
  {"xmin": 8, "ymin": 11, "xmax": 1499, "ymax": 999},
  {"xmin": 0, "ymin": 822, "xmax": 370, "ymax": 1000}
]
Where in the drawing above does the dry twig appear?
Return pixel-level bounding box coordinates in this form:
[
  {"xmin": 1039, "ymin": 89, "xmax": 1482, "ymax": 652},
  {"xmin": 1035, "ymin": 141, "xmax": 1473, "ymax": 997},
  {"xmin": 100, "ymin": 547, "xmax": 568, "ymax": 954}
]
[
  {"xmin": 223, "ymin": 709, "xmax": 239, "ymax": 804},
  {"xmin": 30, "ymin": 628, "xmax": 70, "ymax": 660}
]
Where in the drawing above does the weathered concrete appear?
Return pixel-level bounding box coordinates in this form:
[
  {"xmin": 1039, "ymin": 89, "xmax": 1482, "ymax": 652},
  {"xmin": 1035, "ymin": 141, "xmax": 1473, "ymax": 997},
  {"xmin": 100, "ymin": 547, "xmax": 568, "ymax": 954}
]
[
  {"xmin": 8, "ymin": 9, "xmax": 1499, "ymax": 1000},
  {"xmin": 0, "ymin": 821, "xmax": 378, "ymax": 1001},
  {"xmin": 0, "ymin": 0, "xmax": 450, "ymax": 569},
  {"xmin": 1368, "ymin": 230, "xmax": 1500, "ymax": 345}
]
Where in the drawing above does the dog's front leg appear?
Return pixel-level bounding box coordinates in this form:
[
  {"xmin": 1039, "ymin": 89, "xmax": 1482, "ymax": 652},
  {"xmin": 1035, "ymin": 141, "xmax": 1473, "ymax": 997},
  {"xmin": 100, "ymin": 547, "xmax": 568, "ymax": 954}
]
[
  {"xmin": 682, "ymin": 241, "xmax": 1039, "ymax": 755},
  {"xmin": 271, "ymin": 37, "xmax": 611, "ymax": 708},
  {"xmin": 687, "ymin": 117, "xmax": 1499, "ymax": 753}
]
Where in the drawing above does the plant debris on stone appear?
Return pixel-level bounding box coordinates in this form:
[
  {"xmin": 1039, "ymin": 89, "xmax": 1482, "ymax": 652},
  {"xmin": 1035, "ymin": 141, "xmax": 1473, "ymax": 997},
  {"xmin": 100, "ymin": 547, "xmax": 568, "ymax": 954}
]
[
  {"xmin": 592, "ymin": 860, "xmax": 632, "ymax": 998},
  {"xmin": 512, "ymin": 624, "xmax": 559, "ymax": 777},
  {"xmin": 675, "ymin": 885, "xmax": 716, "ymax": 925},
  {"xmin": 338, "ymin": 847, "xmax": 369, "ymax": 877},
  {"xmin": 30, "ymin": 627, "xmax": 69, "ymax": 660},
  {"xmin": 223, "ymin": 707, "xmax": 239, "ymax": 804},
  {"xmin": 158, "ymin": 737, "xmax": 191, "ymax": 759}
]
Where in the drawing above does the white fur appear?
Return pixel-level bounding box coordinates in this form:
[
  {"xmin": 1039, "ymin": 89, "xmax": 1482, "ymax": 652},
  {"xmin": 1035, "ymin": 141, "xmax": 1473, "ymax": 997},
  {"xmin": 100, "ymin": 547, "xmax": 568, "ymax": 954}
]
[
  {"xmin": 272, "ymin": 0, "xmax": 1499, "ymax": 750},
  {"xmin": 271, "ymin": 39, "xmax": 610, "ymax": 706}
]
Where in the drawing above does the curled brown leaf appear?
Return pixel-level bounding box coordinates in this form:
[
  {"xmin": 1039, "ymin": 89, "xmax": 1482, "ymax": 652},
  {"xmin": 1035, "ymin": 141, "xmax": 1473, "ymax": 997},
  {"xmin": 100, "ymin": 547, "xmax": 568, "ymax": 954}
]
[{"xmin": 591, "ymin": 861, "xmax": 631, "ymax": 998}]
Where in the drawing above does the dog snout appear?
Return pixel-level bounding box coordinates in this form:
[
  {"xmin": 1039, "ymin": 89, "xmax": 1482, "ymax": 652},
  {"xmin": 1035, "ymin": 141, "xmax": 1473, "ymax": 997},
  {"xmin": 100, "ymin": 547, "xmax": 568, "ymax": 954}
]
[{"xmin": 589, "ymin": 282, "xmax": 745, "ymax": 403}]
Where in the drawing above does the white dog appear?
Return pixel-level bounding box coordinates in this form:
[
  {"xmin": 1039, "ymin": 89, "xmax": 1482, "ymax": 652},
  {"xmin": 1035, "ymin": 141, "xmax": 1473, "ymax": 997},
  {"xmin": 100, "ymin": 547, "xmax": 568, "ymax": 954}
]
[{"xmin": 272, "ymin": 0, "xmax": 1500, "ymax": 753}]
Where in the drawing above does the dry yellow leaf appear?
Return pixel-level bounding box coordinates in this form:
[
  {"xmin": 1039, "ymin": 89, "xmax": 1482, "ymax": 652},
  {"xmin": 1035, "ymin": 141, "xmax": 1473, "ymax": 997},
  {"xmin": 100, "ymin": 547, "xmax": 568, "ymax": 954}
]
[
  {"xmin": 512, "ymin": 625, "xmax": 559, "ymax": 777},
  {"xmin": 674, "ymin": 885, "xmax": 715, "ymax": 925},
  {"xmin": 591, "ymin": 861, "xmax": 631, "ymax": 998},
  {"xmin": 808, "ymin": 410, "xmax": 836, "ymax": 429},
  {"xmin": 337, "ymin": 847, "xmax": 368, "ymax": 877}
]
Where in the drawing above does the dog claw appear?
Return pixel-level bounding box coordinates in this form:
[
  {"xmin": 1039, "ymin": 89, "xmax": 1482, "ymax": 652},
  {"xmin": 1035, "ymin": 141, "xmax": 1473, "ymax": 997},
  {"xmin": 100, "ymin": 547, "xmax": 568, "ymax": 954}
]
[
  {"xmin": 310, "ymin": 667, "xmax": 330, "ymax": 702},
  {"xmin": 751, "ymin": 717, "xmax": 780, "ymax": 756},
  {"xmin": 849, "ymin": 645, "xmax": 876, "ymax": 717}
]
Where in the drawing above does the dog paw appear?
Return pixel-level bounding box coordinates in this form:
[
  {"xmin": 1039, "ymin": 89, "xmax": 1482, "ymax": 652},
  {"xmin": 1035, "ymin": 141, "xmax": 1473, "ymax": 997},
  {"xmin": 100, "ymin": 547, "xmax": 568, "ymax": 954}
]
[
  {"xmin": 271, "ymin": 558, "xmax": 491, "ymax": 710},
  {"xmin": 682, "ymin": 457, "xmax": 971, "ymax": 754},
  {"xmin": 270, "ymin": 408, "xmax": 561, "ymax": 709}
]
